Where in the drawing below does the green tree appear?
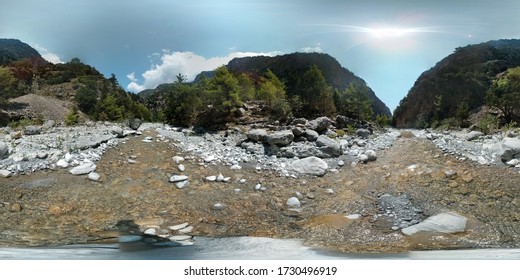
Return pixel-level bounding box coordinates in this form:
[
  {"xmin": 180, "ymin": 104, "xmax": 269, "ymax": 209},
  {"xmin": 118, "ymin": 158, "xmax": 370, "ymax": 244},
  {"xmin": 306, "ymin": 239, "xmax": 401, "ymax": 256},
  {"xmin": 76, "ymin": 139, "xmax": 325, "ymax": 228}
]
[
  {"xmin": 486, "ymin": 66, "xmax": 520, "ymax": 124},
  {"xmin": 237, "ymin": 73, "xmax": 256, "ymax": 101},
  {"xmin": 64, "ymin": 107, "xmax": 80, "ymax": 126},
  {"xmin": 165, "ymin": 81, "xmax": 202, "ymax": 126},
  {"xmin": 342, "ymin": 83, "xmax": 372, "ymax": 121},
  {"xmin": 75, "ymin": 86, "xmax": 98, "ymax": 115},
  {"xmin": 98, "ymin": 93, "xmax": 124, "ymax": 121},
  {"xmin": 0, "ymin": 66, "xmax": 17, "ymax": 107},
  {"xmin": 207, "ymin": 66, "xmax": 242, "ymax": 113},
  {"xmin": 258, "ymin": 69, "xmax": 286, "ymax": 108},
  {"xmin": 300, "ymin": 65, "xmax": 335, "ymax": 116}
]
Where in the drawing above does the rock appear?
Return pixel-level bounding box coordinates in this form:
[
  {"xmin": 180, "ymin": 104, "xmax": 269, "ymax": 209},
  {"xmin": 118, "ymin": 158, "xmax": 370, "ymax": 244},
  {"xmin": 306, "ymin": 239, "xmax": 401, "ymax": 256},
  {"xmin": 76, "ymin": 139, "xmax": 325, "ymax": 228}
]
[
  {"xmin": 356, "ymin": 129, "xmax": 371, "ymax": 138},
  {"xmin": 358, "ymin": 154, "xmax": 369, "ymax": 163},
  {"xmin": 304, "ymin": 130, "xmax": 319, "ymax": 142},
  {"xmin": 169, "ymin": 223, "xmax": 189, "ymax": 231},
  {"xmin": 169, "ymin": 235, "xmax": 193, "ymax": 242},
  {"xmin": 266, "ymin": 130, "xmax": 294, "ymax": 146},
  {"xmin": 88, "ymin": 172, "xmax": 101, "ymax": 181},
  {"xmin": 144, "ymin": 228, "xmax": 158, "ymax": 236},
  {"xmin": 506, "ymin": 159, "xmax": 520, "ymax": 167},
  {"xmin": 10, "ymin": 203, "xmax": 22, "ymax": 212},
  {"xmin": 69, "ymin": 162, "xmax": 96, "ymax": 175},
  {"xmin": 56, "ymin": 159, "xmax": 69, "ymax": 168},
  {"xmin": 42, "ymin": 120, "xmax": 55, "ymax": 130},
  {"xmin": 205, "ymin": 176, "xmax": 217, "ymax": 182},
  {"xmin": 336, "ymin": 115, "xmax": 355, "ymax": 128},
  {"xmin": 292, "ymin": 126, "xmax": 306, "ymax": 137},
  {"xmin": 172, "ymin": 156, "xmax": 185, "ymax": 164},
  {"xmin": 111, "ymin": 126, "xmax": 124, "ymax": 138},
  {"xmin": 178, "ymin": 225, "xmax": 194, "ymax": 234},
  {"xmin": 128, "ymin": 159, "xmax": 137, "ymax": 164},
  {"xmin": 211, "ymin": 203, "xmax": 226, "ymax": 211},
  {"xmin": 0, "ymin": 169, "xmax": 12, "ymax": 178},
  {"xmin": 169, "ymin": 175, "xmax": 188, "ymax": 183},
  {"xmin": 325, "ymin": 188, "xmax": 334, "ymax": 194},
  {"xmin": 241, "ymin": 142, "xmax": 265, "ymax": 155},
  {"xmin": 246, "ymin": 129, "xmax": 268, "ymax": 142},
  {"xmin": 444, "ymin": 170, "xmax": 458, "ymax": 180},
  {"xmin": 345, "ymin": 214, "xmax": 361, "ymax": 220},
  {"xmin": 0, "ymin": 141, "xmax": 8, "ymax": 158},
  {"xmin": 500, "ymin": 138, "xmax": 520, "ymax": 162},
  {"xmin": 65, "ymin": 153, "xmax": 74, "ymax": 162},
  {"xmin": 36, "ymin": 151, "xmax": 48, "ymax": 159},
  {"xmin": 128, "ymin": 118, "xmax": 142, "ymax": 130},
  {"xmin": 289, "ymin": 156, "xmax": 328, "ymax": 176},
  {"xmin": 466, "ymin": 131, "xmax": 484, "ymax": 141},
  {"xmin": 286, "ymin": 197, "xmax": 301, "ymax": 208},
  {"xmin": 401, "ymin": 212, "xmax": 468, "ymax": 235},
  {"xmin": 365, "ymin": 150, "xmax": 377, "ymax": 161},
  {"xmin": 216, "ymin": 173, "xmax": 224, "ymax": 182},
  {"xmin": 175, "ymin": 180, "xmax": 189, "ymax": 189},
  {"xmin": 24, "ymin": 125, "xmax": 41, "ymax": 135},
  {"xmin": 204, "ymin": 155, "xmax": 216, "ymax": 162},
  {"xmin": 178, "ymin": 164, "xmax": 185, "ymax": 172},
  {"xmin": 291, "ymin": 118, "xmax": 308, "ymax": 125},
  {"xmin": 306, "ymin": 117, "xmax": 331, "ymax": 133},
  {"xmin": 338, "ymin": 160, "xmax": 345, "ymax": 167},
  {"xmin": 230, "ymin": 164, "xmax": 242, "ymax": 170},
  {"xmin": 316, "ymin": 135, "xmax": 341, "ymax": 157}
]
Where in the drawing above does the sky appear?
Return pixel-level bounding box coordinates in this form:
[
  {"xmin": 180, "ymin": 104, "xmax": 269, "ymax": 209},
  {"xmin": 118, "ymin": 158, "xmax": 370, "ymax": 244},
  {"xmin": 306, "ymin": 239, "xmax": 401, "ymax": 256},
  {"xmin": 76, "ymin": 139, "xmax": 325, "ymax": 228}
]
[{"xmin": 2, "ymin": 0, "xmax": 520, "ymax": 112}]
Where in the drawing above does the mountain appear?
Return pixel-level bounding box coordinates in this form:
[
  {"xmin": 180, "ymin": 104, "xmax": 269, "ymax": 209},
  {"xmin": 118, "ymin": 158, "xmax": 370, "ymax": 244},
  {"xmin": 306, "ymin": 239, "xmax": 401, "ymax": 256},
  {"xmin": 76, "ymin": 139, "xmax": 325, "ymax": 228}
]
[
  {"xmin": 224, "ymin": 52, "xmax": 391, "ymax": 117},
  {"xmin": 393, "ymin": 39, "xmax": 520, "ymax": 128},
  {"xmin": 0, "ymin": 38, "xmax": 42, "ymax": 65}
]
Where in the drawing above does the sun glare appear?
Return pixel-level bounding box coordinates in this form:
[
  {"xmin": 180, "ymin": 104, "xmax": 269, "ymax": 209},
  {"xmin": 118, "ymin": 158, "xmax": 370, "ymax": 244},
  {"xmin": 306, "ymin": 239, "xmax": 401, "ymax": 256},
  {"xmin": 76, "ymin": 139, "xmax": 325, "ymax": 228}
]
[{"xmin": 369, "ymin": 27, "xmax": 409, "ymax": 38}]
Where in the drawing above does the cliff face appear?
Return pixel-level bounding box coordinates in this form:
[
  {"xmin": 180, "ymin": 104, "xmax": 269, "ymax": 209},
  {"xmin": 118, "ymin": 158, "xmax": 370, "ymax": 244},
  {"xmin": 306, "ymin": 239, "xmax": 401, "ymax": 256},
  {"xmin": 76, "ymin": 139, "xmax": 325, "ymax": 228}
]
[
  {"xmin": 225, "ymin": 52, "xmax": 391, "ymax": 117},
  {"xmin": 394, "ymin": 39, "xmax": 520, "ymax": 128}
]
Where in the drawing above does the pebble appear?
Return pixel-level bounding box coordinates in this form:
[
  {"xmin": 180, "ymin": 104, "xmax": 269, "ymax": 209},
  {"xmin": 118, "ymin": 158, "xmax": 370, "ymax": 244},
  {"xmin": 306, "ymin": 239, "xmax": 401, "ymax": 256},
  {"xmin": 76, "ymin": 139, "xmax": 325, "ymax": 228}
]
[
  {"xmin": 175, "ymin": 180, "xmax": 189, "ymax": 189},
  {"xmin": 128, "ymin": 159, "xmax": 137, "ymax": 164},
  {"xmin": 169, "ymin": 223, "xmax": 189, "ymax": 231},
  {"xmin": 169, "ymin": 175, "xmax": 188, "ymax": 183},
  {"xmin": 239, "ymin": 179, "xmax": 247, "ymax": 184},
  {"xmin": 144, "ymin": 228, "xmax": 158, "ymax": 235},
  {"xmin": 70, "ymin": 162, "xmax": 96, "ymax": 175},
  {"xmin": 56, "ymin": 159, "xmax": 69, "ymax": 168},
  {"xmin": 216, "ymin": 173, "xmax": 224, "ymax": 182},
  {"xmin": 230, "ymin": 164, "xmax": 242, "ymax": 170},
  {"xmin": 88, "ymin": 172, "xmax": 101, "ymax": 181},
  {"xmin": 255, "ymin": 184, "xmax": 262, "ymax": 191},
  {"xmin": 444, "ymin": 170, "xmax": 458, "ymax": 180},
  {"xmin": 172, "ymin": 156, "xmax": 185, "ymax": 163},
  {"xmin": 325, "ymin": 188, "xmax": 334, "ymax": 194},
  {"xmin": 178, "ymin": 226, "xmax": 194, "ymax": 234},
  {"xmin": 178, "ymin": 164, "xmax": 185, "ymax": 172},
  {"xmin": 204, "ymin": 155, "xmax": 215, "ymax": 163},
  {"xmin": 0, "ymin": 169, "xmax": 12, "ymax": 178},
  {"xmin": 286, "ymin": 197, "xmax": 301, "ymax": 208},
  {"xmin": 205, "ymin": 176, "xmax": 217, "ymax": 182},
  {"xmin": 345, "ymin": 214, "xmax": 361, "ymax": 219},
  {"xmin": 169, "ymin": 235, "xmax": 192, "ymax": 241},
  {"xmin": 211, "ymin": 203, "xmax": 226, "ymax": 211},
  {"xmin": 10, "ymin": 203, "xmax": 22, "ymax": 212},
  {"xmin": 338, "ymin": 160, "xmax": 345, "ymax": 167}
]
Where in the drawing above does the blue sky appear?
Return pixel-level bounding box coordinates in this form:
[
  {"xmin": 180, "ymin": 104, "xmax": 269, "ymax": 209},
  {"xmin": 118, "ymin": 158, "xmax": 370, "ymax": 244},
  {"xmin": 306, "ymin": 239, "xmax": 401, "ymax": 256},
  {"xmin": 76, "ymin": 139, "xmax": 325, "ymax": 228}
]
[{"xmin": 2, "ymin": 0, "xmax": 520, "ymax": 112}]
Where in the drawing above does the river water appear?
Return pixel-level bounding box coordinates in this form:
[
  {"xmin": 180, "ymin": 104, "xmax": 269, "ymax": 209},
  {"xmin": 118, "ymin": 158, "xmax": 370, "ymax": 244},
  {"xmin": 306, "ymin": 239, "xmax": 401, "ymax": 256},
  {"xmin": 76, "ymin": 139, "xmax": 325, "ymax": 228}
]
[{"xmin": 0, "ymin": 237, "xmax": 519, "ymax": 260}]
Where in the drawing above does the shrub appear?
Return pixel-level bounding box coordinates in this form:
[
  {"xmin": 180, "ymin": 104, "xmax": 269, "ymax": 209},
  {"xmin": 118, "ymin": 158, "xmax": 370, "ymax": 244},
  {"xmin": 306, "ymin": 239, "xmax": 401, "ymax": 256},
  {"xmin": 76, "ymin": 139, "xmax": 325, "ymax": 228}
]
[
  {"xmin": 64, "ymin": 107, "xmax": 80, "ymax": 126},
  {"xmin": 476, "ymin": 114, "xmax": 499, "ymax": 134}
]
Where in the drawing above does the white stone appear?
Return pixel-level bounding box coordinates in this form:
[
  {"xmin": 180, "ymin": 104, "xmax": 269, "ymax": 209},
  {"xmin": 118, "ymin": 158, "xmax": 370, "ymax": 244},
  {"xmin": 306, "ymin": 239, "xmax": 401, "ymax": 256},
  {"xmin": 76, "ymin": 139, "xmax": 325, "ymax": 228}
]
[
  {"xmin": 65, "ymin": 153, "xmax": 73, "ymax": 162},
  {"xmin": 289, "ymin": 156, "xmax": 328, "ymax": 177},
  {"xmin": 255, "ymin": 184, "xmax": 262, "ymax": 190},
  {"xmin": 506, "ymin": 159, "xmax": 520, "ymax": 167},
  {"xmin": 88, "ymin": 172, "xmax": 101, "ymax": 181},
  {"xmin": 178, "ymin": 226, "xmax": 193, "ymax": 234},
  {"xmin": 175, "ymin": 180, "xmax": 189, "ymax": 189},
  {"xmin": 70, "ymin": 162, "xmax": 96, "ymax": 175},
  {"xmin": 286, "ymin": 197, "xmax": 301, "ymax": 208},
  {"xmin": 230, "ymin": 164, "xmax": 242, "ymax": 170},
  {"xmin": 169, "ymin": 175, "xmax": 188, "ymax": 183},
  {"xmin": 56, "ymin": 159, "xmax": 69, "ymax": 168},
  {"xmin": 401, "ymin": 212, "xmax": 468, "ymax": 236},
  {"xmin": 211, "ymin": 203, "xmax": 226, "ymax": 211},
  {"xmin": 169, "ymin": 222, "xmax": 189, "ymax": 231},
  {"xmin": 128, "ymin": 159, "xmax": 137, "ymax": 164},
  {"xmin": 142, "ymin": 139, "xmax": 152, "ymax": 143},
  {"xmin": 168, "ymin": 235, "xmax": 192, "ymax": 241},
  {"xmin": 365, "ymin": 150, "xmax": 377, "ymax": 161},
  {"xmin": 216, "ymin": 173, "xmax": 224, "ymax": 182},
  {"xmin": 144, "ymin": 228, "xmax": 158, "ymax": 236},
  {"xmin": 0, "ymin": 142, "xmax": 8, "ymax": 158},
  {"xmin": 358, "ymin": 154, "xmax": 369, "ymax": 163},
  {"xmin": 205, "ymin": 176, "xmax": 217, "ymax": 182},
  {"xmin": 0, "ymin": 169, "xmax": 12, "ymax": 178},
  {"xmin": 239, "ymin": 179, "xmax": 246, "ymax": 184},
  {"xmin": 338, "ymin": 160, "xmax": 345, "ymax": 167},
  {"xmin": 204, "ymin": 155, "xmax": 215, "ymax": 162},
  {"xmin": 178, "ymin": 164, "xmax": 185, "ymax": 172},
  {"xmin": 172, "ymin": 156, "xmax": 185, "ymax": 163},
  {"xmin": 325, "ymin": 188, "xmax": 334, "ymax": 194},
  {"xmin": 345, "ymin": 214, "xmax": 361, "ymax": 220}
]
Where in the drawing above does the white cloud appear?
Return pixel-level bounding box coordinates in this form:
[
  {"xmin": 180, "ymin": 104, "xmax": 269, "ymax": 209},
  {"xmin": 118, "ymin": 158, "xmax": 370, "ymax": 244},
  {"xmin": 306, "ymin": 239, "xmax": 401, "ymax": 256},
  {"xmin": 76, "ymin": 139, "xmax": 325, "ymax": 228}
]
[
  {"xmin": 300, "ymin": 46, "xmax": 323, "ymax": 53},
  {"xmin": 127, "ymin": 50, "xmax": 281, "ymax": 92},
  {"xmin": 30, "ymin": 43, "xmax": 64, "ymax": 64}
]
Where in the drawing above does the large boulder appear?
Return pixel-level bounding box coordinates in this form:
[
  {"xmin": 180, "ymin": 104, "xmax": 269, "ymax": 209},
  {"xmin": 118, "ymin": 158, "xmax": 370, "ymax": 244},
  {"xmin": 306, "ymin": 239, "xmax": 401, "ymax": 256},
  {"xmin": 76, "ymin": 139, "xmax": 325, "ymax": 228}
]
[
  {"xmin": 266, "ymin": 130, "xmax": 294, "ymax": 146},
  {"xmin": 401, "ymin": 212, "xmax": 468, "ymax": 236},
  {"xmin": 289, "ymin": 156, "xmax": 328, "ymax": 176},
  {"xmin": 0, "ymin": 141, "xmax": 8, "ymax": 158},
  {"xmin": 246, "ymin": 129, "xmax": 268, "ymax": 142},
  {"xmin": 24, "ymin": 125, "xmax": 41, "ymax": 135},
  {"xmin": 305, "ymin": 130, "xmax": 319, "ymax": 142},
  {"xmin": 466, "ymin": 131, "xmax": 484, "ymax": 141},
  {"xmin": 356, "ymin": 128, "xmax": 371, "ymax": 138},
  {"xmin": 500, "ymin": 137, "xmax": 520, "ymax": 162},
  {"xmin": 306, "ymin": 117, "xmax": 331, "ymax": 133},
  {"xmin": 336, "ymin": 115, "xmax": 356, "ymax": 129},
  {"xmin": 316, "ymin": 135, "xmax": 341, "ymax": 157},
  {"xmin": 128, "ymin": 118, "xmax": 142, "ymax": 130}
]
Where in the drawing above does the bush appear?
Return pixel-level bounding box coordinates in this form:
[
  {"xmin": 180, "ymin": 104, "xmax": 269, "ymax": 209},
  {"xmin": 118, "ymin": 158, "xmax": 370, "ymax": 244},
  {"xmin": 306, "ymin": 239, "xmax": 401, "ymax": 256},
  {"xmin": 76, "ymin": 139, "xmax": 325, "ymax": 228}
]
[
  {"xmin": 64, "ymin": 107, "xmax": 80, "ymax": 126},
  {"xmin": 476, "ymin": 114, "xmax": 499, "ymax": 134}
]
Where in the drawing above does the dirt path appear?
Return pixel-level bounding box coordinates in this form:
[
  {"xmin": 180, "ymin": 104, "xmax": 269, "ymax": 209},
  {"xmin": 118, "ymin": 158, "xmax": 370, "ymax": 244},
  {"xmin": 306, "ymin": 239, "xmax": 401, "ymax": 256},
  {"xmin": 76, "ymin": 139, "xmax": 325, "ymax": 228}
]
[{"xmin": 1, "ymin": 131, "xmax": 519, "ymax": 252}]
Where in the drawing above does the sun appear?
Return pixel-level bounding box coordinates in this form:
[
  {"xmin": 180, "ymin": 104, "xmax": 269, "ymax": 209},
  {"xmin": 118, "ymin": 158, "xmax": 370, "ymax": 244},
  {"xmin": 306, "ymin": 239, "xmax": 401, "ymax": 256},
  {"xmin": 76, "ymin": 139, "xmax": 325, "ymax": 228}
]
[{"xmin": 368, "ymin": 27, "xmax": 411, "ymax": 38}]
